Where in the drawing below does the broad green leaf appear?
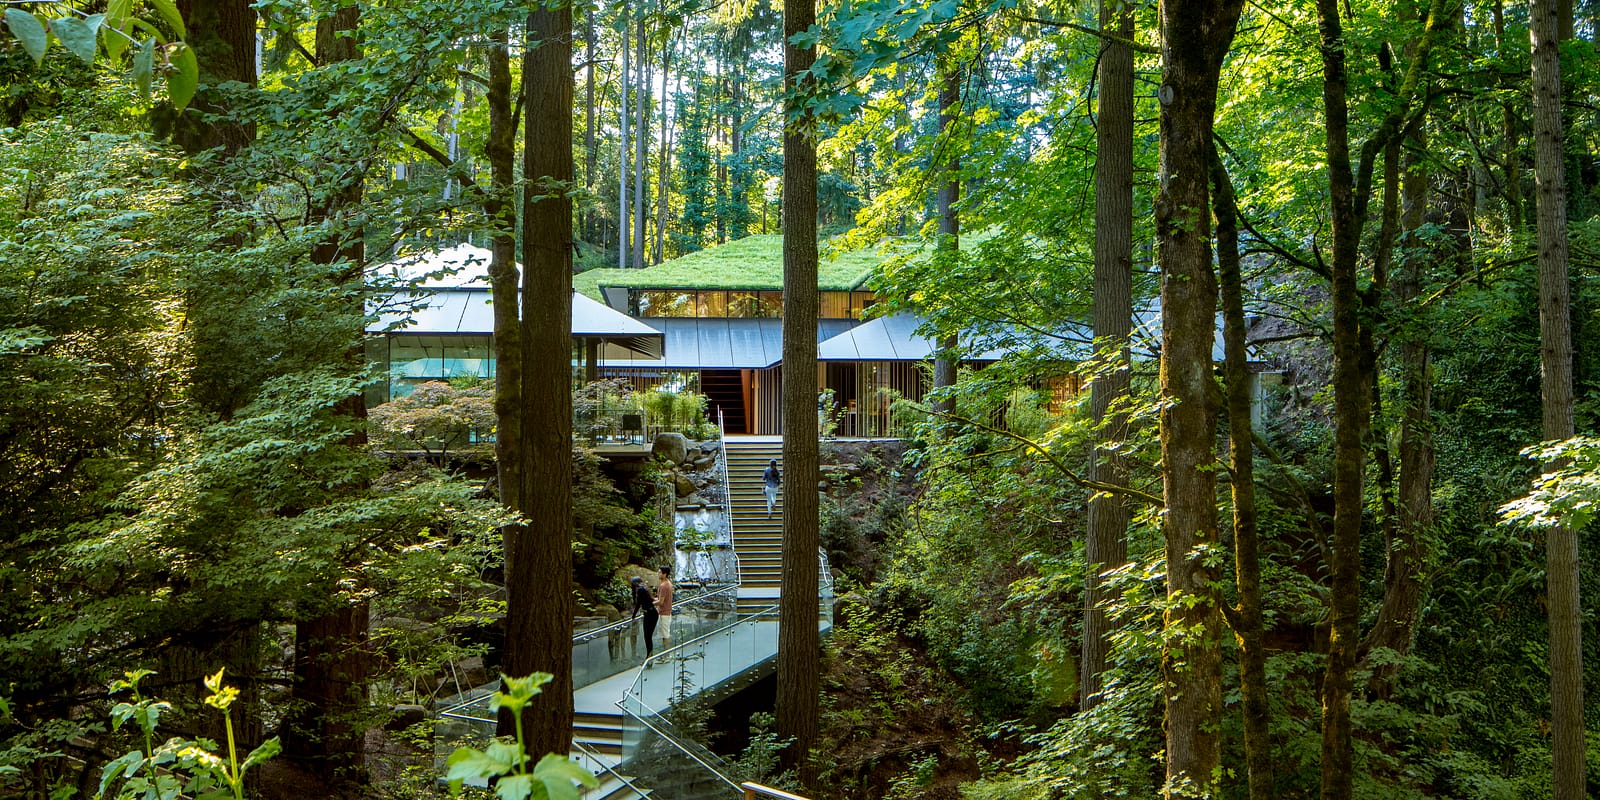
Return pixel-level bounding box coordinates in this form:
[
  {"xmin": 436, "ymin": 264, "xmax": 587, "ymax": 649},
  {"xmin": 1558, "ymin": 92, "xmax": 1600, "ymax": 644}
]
[
  {"xmin": 109, "ymin": 668, "xmax": 156, "ymax": 694},
  {"xmin": 4, "ymin": 9, "xmax": 48, "ymax": 64},
  {"xmin": 110, "ymin": 701, "xmax": 137, "ymax": 730},
  {"xmin": 134, "ymin": 37, "xmax": 155, "ymax": 102},
  {"xmin": 240, "ymin": 737, "xmax": 281, "ymax": 770},
  {"xmin": 104, "ymin": 0, "xmax": 133, "ymax": 60},
  {"xmin": 97, "ymin": 750, "xmax": 146, "ymax": 798},
  {"xmin": 533, "ymin": 754, "xmax": 597, "ymax": 800},
  {"xmin": 50, "ymin": 16, "xmax": 98, "ymax": 63},
  {"xmin": 148, "ymin": 0, "xmax": 185, "ymax": 37},
  {"xmin": 445, "ymin": 745, "xmax": 515, "ymax": 782},
  {"xmin": 166, "ymin": 42, "xmax": 198, "ymax": 110},
  {"xmin": 495, "ymin": 774, "xmax": 534, "ymax": 800}
]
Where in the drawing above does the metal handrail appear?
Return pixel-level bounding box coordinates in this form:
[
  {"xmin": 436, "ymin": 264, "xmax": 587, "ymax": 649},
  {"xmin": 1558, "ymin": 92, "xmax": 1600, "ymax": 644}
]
[
  {"xmin": 614, "ymin": 695, "xmax": 744, "ymax": 795},
  {"xmin": 625, "ymin": 603, "xmax": 781, "ymax": 695},
  {"xmin": 571, "ymin": 740, "xmax": 651, "ymax": 799},
  {"xmin": 611, "ymin": 606, "xmax": 782, "ymax": 794},
  {"xmin": 715, "ymin": 408, "xmax": 742, "ymax": 587},
  {"xmin": 742, "ymin": 783, "xmax": 811, "ymax": 800},
  {"xmin": 572, "ymin": 584, "xmax": 740, "ymax": 645}
]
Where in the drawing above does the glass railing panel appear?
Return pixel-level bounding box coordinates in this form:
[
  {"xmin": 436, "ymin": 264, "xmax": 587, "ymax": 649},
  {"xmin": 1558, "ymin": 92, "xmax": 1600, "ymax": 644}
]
[
  {"xmin": 564, "ymin": 584, "xmax": 740, "ymax": 691},
  {"xmin": 618, "ymin": 688, "xmax": 741, "ymax": 800}
]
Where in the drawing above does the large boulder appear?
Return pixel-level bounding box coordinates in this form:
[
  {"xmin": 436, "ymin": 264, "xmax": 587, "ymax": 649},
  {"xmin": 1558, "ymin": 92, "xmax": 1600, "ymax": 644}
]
[
  {"xmin": 674, "ymin": 473, "xmax": 697, "ymax": 497},
  {"xmin": 652, "ymin": 432, "xmax": 689, "ymax": 465}
]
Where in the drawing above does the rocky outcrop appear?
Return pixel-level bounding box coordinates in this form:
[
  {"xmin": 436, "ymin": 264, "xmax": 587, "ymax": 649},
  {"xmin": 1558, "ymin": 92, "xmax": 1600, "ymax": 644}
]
[{"xmin": 652, "ymin": 432, "xmax": 690, "ymax": 464}]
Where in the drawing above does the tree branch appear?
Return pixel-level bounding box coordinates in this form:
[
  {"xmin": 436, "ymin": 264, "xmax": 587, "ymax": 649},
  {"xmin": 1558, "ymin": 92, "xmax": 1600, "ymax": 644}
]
[
  {"xmin": 1012, "ymin": 15, "xmax": 1160, "ymax": 54},
  {"xmin": 927, "ymin": 406, "xmax": 1165, "ymax": 507},
  {"xmin": 400, "ymin": 128, "xmax": 482, "ymax": 195}
]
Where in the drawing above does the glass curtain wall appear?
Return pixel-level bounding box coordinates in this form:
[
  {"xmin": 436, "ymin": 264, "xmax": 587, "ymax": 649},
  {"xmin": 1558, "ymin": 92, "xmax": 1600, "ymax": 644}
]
[{"xmin": 633, "ymin": 289, "xmax": 871, "ymax": 319}]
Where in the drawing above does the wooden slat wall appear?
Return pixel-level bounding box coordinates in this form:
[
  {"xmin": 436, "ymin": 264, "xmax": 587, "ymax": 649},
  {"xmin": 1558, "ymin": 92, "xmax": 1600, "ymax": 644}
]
[{"xmin": 751, "ymin": 366, "xmax": 782, "ymax": 434}]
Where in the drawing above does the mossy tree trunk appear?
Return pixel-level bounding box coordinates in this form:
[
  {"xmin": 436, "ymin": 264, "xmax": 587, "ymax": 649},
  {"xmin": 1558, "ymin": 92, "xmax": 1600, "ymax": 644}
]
[{"xmin": 1155, "ymin": 0, "xmax": 1243, "ymax": 794}]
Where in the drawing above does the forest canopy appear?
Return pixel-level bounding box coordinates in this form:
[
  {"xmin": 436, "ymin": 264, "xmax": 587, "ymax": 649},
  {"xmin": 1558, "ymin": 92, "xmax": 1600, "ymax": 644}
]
[{"xmin": 1, "ymin": 0, "xmax": 1597, "ymax": 799}]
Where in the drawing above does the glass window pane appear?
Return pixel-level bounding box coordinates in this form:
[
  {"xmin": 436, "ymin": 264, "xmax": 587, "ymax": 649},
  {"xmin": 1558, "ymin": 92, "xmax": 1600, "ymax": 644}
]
[
  {"xmin": 697, "ymin": 291, "xmax": 728, "ymax": 317},
  {"xmin": 758, "ymin": 291, "xmax": 784, "ymax": 318},
  {"xmin": 729, "ymin": 291, "xmax": 760, "ymax": 317}
]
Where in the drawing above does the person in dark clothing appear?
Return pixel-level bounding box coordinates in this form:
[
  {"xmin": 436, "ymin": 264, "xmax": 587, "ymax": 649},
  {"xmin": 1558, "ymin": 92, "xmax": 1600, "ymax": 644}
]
[
  {"xmin": 762, "ymin": 458, "xmax": 782, "ymax": 519},
  {"xmin": 630, "ymin": 575, "xmax": 658, "ymax": 657}
]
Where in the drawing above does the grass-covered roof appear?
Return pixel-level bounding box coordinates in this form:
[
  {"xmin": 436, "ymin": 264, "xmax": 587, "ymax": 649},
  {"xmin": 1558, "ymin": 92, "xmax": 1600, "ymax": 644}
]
[{"xmin": 574, "ymin": 235, "xmax": 884, "ymax": 300}]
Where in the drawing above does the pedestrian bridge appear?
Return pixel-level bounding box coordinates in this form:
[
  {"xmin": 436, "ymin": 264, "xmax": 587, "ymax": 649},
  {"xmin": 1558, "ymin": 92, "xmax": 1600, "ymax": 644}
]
[{"xmin": 436, "ymin": 437, "xmax": 834, "ymax": 799}]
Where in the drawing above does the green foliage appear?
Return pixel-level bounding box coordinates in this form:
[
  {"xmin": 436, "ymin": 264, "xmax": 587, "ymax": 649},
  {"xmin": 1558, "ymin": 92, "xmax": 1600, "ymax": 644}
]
[
  {"xmin": 1500, "ymin": 436, "xmax": 1600, "ymax": 530},
  {"xmin": 370, "ymin": 379, "xmax": 497, "ymax": 458},
  {"xmin": 576, "ymin": 234, "xmax": 884, "ymax": 295},
  {"xmin": 572, "ymin": 448, "xmax": 659, "ymax": 593},
  {"xmin": 729, "ymin": 712, "xmax": 795, "ymax": 788},
  {"xmin": 98, "ymin": 669, "xmax": 280, "ymax": 800},
  {"xmin": 1, "ymin": 1, "xmax": 193, "ymax": 109},
  {"xmin": 674, "ymin": 83, "xmax": 715, "ymax": 254},
  {"xmin": 444, "ymin": 674, "xmax": 597, "ymax": 800}
]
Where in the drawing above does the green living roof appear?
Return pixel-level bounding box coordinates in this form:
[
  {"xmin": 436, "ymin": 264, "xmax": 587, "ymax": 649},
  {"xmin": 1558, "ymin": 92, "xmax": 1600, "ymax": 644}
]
[{"xmin": 574, "ymin": 235, "xmax": 884, "ymax": 300}]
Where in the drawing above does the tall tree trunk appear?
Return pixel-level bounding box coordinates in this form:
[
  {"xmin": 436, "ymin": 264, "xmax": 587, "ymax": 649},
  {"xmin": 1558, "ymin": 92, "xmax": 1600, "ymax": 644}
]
[
  {"xmin": 730, "ymin": 42, "xmax": 749, "ymax": 239},
  {"xmin": 166, "ymin": 0, "xmax": 262, "ymax": 754},
  {"xmin": 654, "ymin": 29, "xmax": 678, "ymax": 263},
  {"xmin": 777, "ymin": 0, "xmax": 820, "ymax": 779},
  {"xmin": 720, "ymin": 38, "xmax": 732, "ymax": 243},
  {"xmin": 584, "ymin": 10, "xmax": 596, "ymax": 242},
  {"xmin": 172, "ymin": 0, "xmax": 256, "ymax": 157},
  {"xmin": 1363, "ymin": 126, "xmax": 1435, "ymax": 666},
  {"xmin": 1210, "ymin": 149, "xmax": 1272, "ymax": 800},
  {"xmin": 1531, "ymin": 2, "xmax": 1586, "ymax": 797},
  {"xmin": 1155, "ymin": 1, "xmax": 1242, "ymax": 795},
  {"xmin": 585, "ymin": 10, "xmax": 596, "ymax": 191},
  {"xmin": 1081, "ymin": 0, "xmax": 1133, "ymax": 712},
  {"xmin": 1493, "ymin": 0, "xmax": 1523, "ymax": 230},
  {"xmin": 619, "ymin": 4, "xmax": 631, "ymax": 269},
  {"xmin": 1313, "ymin": 1, "xmax": 1367, "ymax": 796},
  {"xmin": 632, "ymin": 17, "xmax": 648, "ymax": 268},
  {"xmin": 1311, "ymin": 3, "xmax": 1445, "ymax": 793},
  {"xmin": 286, "ymin": 6, "xmax": 370, "ymax": 785},
  {"xmin": 498, "ymin": 2, "xmax": 577, "ymax": 763},
  {"xmin": 484, "ymin": 29, "xmax": 525, "ymax": 744},
  {"xmin": 931, "ymin": 56, "xmax": 960, "ymax": 414}
]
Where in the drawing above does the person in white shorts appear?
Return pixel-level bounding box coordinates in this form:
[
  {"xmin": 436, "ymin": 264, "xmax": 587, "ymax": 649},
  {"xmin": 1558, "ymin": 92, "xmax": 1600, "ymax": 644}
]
[
  {"xmin": 655, "ymin": 565, "xmax": 674, "ymax": 645},
  {"xmin": 762, "ymin": 459, "xmax": 782, "ymax": 519}
]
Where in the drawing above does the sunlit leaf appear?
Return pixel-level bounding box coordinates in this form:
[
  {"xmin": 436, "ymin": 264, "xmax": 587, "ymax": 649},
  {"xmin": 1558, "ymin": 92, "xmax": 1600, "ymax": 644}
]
[
  {"xmin": 49, "ymin": 16, "xmax": 99, "ymax": 63},
  {"xmin": 4, "ymin": 9, "xmax": 48, "ymax": 64},
  {"xmin": 166, "ymin": 42, "xmax": 199, "ymax": 111}
]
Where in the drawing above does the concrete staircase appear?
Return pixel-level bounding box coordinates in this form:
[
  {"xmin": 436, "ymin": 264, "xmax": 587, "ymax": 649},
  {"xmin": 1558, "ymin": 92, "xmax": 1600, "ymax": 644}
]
[
  {"xmin": 724, "ymin": 439, "xmax": 784, "ymax": 609},
  {"xmin": 575, "ymin": 710, "xmax": 626, "ymax": 760},
  {"xmin": 582, "ymin": 771, "xmax": 651, "ymax": 800},
  {"xmin": 575, "ymin": 711, "xmax": 650, "ymax": 799}
]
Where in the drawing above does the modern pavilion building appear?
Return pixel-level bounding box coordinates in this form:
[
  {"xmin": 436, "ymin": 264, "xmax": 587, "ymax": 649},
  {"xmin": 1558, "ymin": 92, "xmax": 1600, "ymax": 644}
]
[{"xmin": 367, "ymin": 236, "xmax": 1268, "ymax": 439}]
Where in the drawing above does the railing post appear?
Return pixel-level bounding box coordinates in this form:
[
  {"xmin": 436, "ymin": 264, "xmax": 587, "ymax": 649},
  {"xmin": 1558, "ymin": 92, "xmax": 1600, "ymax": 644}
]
[{"xmin": 740, "ymin": 782, "xmax": 812, "ymax": 800}]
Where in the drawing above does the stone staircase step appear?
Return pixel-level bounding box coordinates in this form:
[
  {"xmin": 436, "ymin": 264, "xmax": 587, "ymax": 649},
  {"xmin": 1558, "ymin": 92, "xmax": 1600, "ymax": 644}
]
[{"xmin": 583, "ymin": 773, "xmax": 651, "ymax": 800}]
